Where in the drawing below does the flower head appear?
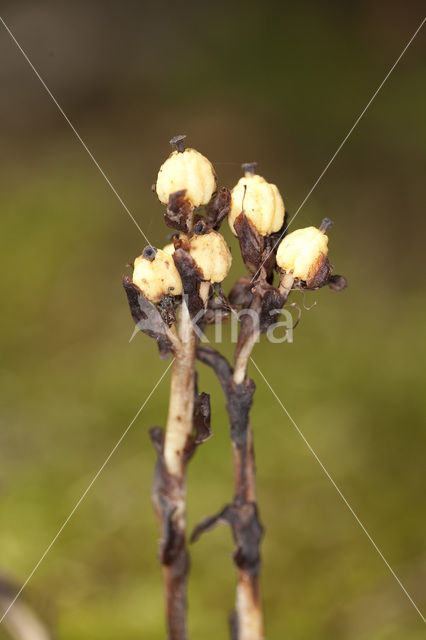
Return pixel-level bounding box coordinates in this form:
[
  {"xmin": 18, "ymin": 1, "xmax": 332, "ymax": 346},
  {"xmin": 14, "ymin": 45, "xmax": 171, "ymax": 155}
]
[
  {"xmin": 228, "ymin": 163, "xmax": 285, "ymax": 236},
  {"xmin": 156, "ymin": 135, "xmax": 216, "ymax": 207},
  {"xmin": 188, "ymin": 230, "xmax": 232, "ymax": 283},
  {"xmin": 132, "ymin": 246, "xmax": 182, "ymax": 303},
  {"xmin": 276, "ymin": 224, "xmax": 329, "ymax": 282}
]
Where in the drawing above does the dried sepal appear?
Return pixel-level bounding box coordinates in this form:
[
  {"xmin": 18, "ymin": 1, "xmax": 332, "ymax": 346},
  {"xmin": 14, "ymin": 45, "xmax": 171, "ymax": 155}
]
[
  {"xmin": 305, "ymin": 255, "xmax": 332, "ymax": 288},
  {"xmin": 165, "ymin": 189, "xmax": 194, "ymax": 233},
  {"xmin": 184, "ymin": 390, "xmax": 213, "ymax": 462},
  {"xmin": 203, "ymin": 285, "xmax": 231, "ymax": 325},
  {"xmin": 228, "ymin": 276, "xmax": 254, "ymax": 309},
  {"xmin": 122, "ymin": 277, "xmax": 174, "ymax": 358},
  {"xmin": 233, "ymin": 212, "xmax": 278, "ymax": 280},
  {"xmin": 233, "ymin": 212, "xmax": 265, "ymax": 275},
  {"xmin": 253, "ymin": 278, "xmax": 287, "ymax": 334},
  {"xmin": 149, "ymin": 427, "xmax": 188, "ymax": 566},
  {"xmin": 288, "ymin": 264, "xmax": 347, "ymax": 291},
  {"xmin": 206, "ymin": 187, "xmax": 232, "ymax": 230},
  {"xmin": 192, "ymin": 391, "xmax": 212, "ymax": 445},
  {"xmin": 172, "ymin": 246, "xmax": 204, "ymax": 319}
]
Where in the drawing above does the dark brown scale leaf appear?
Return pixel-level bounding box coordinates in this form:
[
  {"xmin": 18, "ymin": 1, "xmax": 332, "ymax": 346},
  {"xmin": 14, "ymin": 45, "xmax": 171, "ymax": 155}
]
[
  {"xmin": 193, "ymin": 392, "xmax": 212, "ymax": 445},
  {"xmin": 228, "ymin": 276, "xmax": 254, "ymax": 308},
  {"xmin": 190, "ymin": 496, "xmax": 263, "ymax": 576},
  {"xmin": 172, "ymin": 248, "xmax": 204, "ymax": 319},
  {"xmin": 149, "ymin": 427, "xmax": 188, "ymax": 567},
  {"xmin": 184, "ymin": 375, "xmax": 213, "ymax": 461},
  {"xmin": 206, "ymin": 187, "xmax": 232, "ymax": 230},
  {"xmin": 203, "ymin": 286, "xmax": 231, "ymax": 324},
  {"xmin": 165, "ymin": 189, "xmax": 193, "ymax": 233},
  {"xmin": 196, "ymin": 346, "xmax": 255, "ymax": 448},
  {"xmin": 306, "ymin": 254, "xmax": 333, "ymax": 289},
  {"xmin": 234, "ymin": 212, "xmax": 265, "ymax": 274},
  {"xmin": 291, "ymin": 259, "xmax": 348, "ymax": 292},
  {"xmin": 227, "ymin": 378, "xmax": 256, "ymax": 447},
  {"xmin": 258, "ymin": 286, "xmax": 287, "ymax": 333},
  {"xmin": 122, "ymin": 277, "xmax": 173, "ymax": 359}
]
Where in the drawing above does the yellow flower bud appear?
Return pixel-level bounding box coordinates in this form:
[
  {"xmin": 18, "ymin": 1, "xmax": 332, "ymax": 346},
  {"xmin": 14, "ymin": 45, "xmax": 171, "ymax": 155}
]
[
  {"xmin": 228, "ymin": 166, "xmax": 285, "ymax": 236},
  {"xmin": 188, "ymin": 230, "xmax": 232, "ymax": 283},
  {"xmin": 156, "ymin": 145, "xmax": 216, "ymax": 207},
  {"xmin": 276, "ymin": 226, "xmax": 329, "ymax": 281},
  {"xmin": 132, "ymin": 247, "xmax": 182, "ymax": 303}
]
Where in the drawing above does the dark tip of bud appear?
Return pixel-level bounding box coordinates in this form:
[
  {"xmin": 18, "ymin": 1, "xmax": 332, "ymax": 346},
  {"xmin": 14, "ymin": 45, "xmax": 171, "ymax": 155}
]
[
  {"xmin": 170, "ymin": 134, "xmax": 187, "ymax": 153},
  {"xmin": 241, "ymin": 162, "xmax": 258, "ymax": 175},
  {"xmin": 328, "ymin": 274, "xmax": 348, "ymax": 292},
  {"xmin": 142, "ymin": 245, "xmax": 158, "ymax": 261},
  {"xmin": 319, "ymin": 218, "xmax": 334, "ymax": 233},
  {"xmin": 193, "ymin": 219, "xmax": 207, "ymax": 235}
]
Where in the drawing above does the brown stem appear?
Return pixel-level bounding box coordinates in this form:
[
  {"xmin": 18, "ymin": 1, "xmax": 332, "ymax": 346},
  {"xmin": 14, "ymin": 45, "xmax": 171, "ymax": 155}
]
[
  {"xmin": 196, "ymin": 346, "xmax": 264, "ymax": 640},
  {"xmin": 227, "ymin": 275, "xmax": 295, "ymax": 638},
  {"xmin": 232, "ymin": 351, "xmax": 264, "ymax": 640},
  {"xmin": 152, "ymin": 300, "xmax": 196, "ymax": 640}
]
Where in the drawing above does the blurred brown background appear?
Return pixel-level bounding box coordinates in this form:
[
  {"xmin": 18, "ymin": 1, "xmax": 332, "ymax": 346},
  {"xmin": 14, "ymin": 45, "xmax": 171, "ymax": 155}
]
[{"xmin": 0, "ymin": 1, "xmax": 425, "ymax": 638}]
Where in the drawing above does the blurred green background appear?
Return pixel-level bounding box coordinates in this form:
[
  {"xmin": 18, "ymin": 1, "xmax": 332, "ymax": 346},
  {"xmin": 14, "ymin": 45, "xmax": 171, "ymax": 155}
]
[{"xmin": 0, "ymin": 1, "xmax": 425, "ymax": 638}]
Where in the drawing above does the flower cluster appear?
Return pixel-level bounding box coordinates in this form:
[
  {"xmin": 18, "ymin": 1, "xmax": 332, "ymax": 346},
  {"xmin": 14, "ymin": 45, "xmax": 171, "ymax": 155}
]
[
  {"xmin": 122, "ymin": 136, "xmax": 348, "ymax": 639},
  {"xmin": 124, "ymin": 135, "xmax": 346, "ymax": 350}
]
